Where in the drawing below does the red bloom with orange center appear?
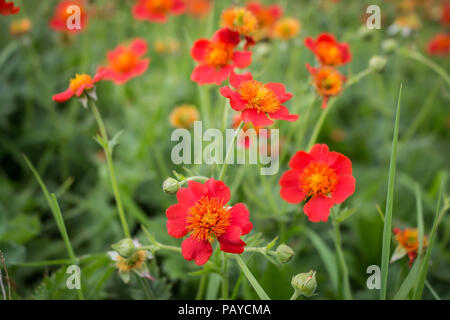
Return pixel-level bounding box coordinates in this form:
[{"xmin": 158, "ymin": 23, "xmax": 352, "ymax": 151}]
[
  {"xmin": 52, "ymin": 71, "xmax": 105, "ymax": 103},
  {"xmin": 246, "ymin": 1, "xmax": 283, "ymax": 40},
  {"xmin": 220, "ymin": 71, "xmax": 298, "ymax": 127},
  {"xmin": 220, "ymin": 7, "xmax": 258, "ymax": 37},
  {"xmin": 306, "ymin": 64, "xmax": 345, "ymax": 109},
  {"xmin": 133, "ymin": 0, "xmax": 185, "ymax": 23},
  {"xmin": 0, "ymin": 0, "xmax": 19, "ymax": 15},
  {"xmin": 191, "ymin": 28, "xmax": 252, "ymax": 85},
  {"xmin": 304, "ymin": 33, "xmax": 351, "ymax": 66},
  {"xmin": 97, "ymin": 39, "xmax": 150, "ymax": 84},
  {"xmin": 393, "ymin": 228, "xmax": 428, "ymax": 267},
  {"xmin": 426, "ymin": 33, "xmax": 450, "ymax": 56},
  {"xmin": 49, "ymin": 0, "xmax": 87, "ymax": 33},
  {"xmin": 279, "ymin": 144, "xmax": 355, "ymax": 223},
  {"xmin": 166, "ymin": 178, "xmax": 253, "ymax": 265}
]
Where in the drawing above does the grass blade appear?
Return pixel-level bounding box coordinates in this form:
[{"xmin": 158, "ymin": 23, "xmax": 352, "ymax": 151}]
[{"xmin": 380, "ymin": 83, "xmax": 402, "ymax": 300}]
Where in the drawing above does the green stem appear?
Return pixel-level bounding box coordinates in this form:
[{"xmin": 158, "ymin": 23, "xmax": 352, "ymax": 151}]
[
  {"xmin": 234, "ymin": 255, "xmax": 270, "ymax": 300},
  {"xmin": 89, "ymin": 99, "xmax": 131, "ymax": 238},
  {"xmin": 196, "ymin": 275, "xmax": 207, "ymax": 300},
  {"xmin": 222, "ymin": 252, "xmax": 229, "ymax": 300},
  {"xmin": 218, "ymin": 121, "xmax": 244, "ymax": 181},
  {"xmin": 290, "ymin": 291, "xmax": 301, "ymax": 300},
  {"xmin": 332, "ymin": 217, "xmax": 352, "ymax": 300}
]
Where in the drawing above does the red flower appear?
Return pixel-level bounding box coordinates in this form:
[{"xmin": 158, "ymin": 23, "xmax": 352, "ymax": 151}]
[
  {"xmin": 0, "ymin": 0, "xmax": 19, "ymax": 15},
  {"xmin": 166, "ymin": 178, "xmax": 253, "ymax": 265},
  {"xmin": 191, "ymin": 28, "xmax": 252, "ymax": 85},
  {"xmin": 49, "ymin": 0, "xmax": 87, "ymax": 33},
  {"xmin": 97, "ymin": 39, "xmax": 150, "ymax": 84},
  {"xmin": 246, "ymin": 1, "xmax": 283, "ymax": 40},
  {"xmin": 220, "ymin": 71, "xmax": 298, "ymax": 127},
  {"xmin": 306, "ymin": 64, "xmax": 345, "ymax": 109},
  {"xmin": 426, "ymin": 33, "xmax": 450, "ymax": 56},
  {"xmin": 279, "ymin": 144, "xmax": 355, "ymax": 223},
  {"xmin": 304, "ymin": 33, "xmax": 351, "ymax": 66},
  {"xmin": 52, "ymin": 71, "xmax": 105, "ymax": 103},
  {"xmin": 133, "ymin": 0, "xmax": 185, "ymax": 23},
  {"xmin": 184, "ymin": 0, "xmax": 211, "ymax": 18}
]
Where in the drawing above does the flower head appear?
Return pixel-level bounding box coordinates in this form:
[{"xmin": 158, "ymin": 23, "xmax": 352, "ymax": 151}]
[
  {"xmin": 10, "ymin": 18, "xmax": 31, "ymax": 36},
  {"xmin": 279, "ymin": 144, "xmax": 355, "ymax": 223},
  {"xmin": 306, "ymin": 64, "xmax": 345, "ymax": 109},
  {"xmin": 170, "ymin": 105, "xmax": 199, "ymax": 128},
  {"xmin": 246, "ymin": 1, "xmax": 283, "ymax": 40},
  {"xmin": 392, "ymin": 228, "xmax": 428, "ymax": 267},
  {"xmin": 133, "ymin": 0, "xmax": 185, "ymax": 23},
  {"xmin": 166, "ymin": 178, "xmax": 253, "ymax": 265},
  {"xmin": 304, "ymin": 33, "xmax": 351, "ymax": 66},
  {"xmin": 185, "ymin": 0, "xmax": 211, "ymax": 18},
  {"xmin": 426, "ymin": 33, "xmax": 450, "ymax": 56},
  {"xmin": 97, "ymin": 38, "xmax": 150, "ymax": 84},
  {"xmin": 220, "ymin": 71, "xmax": 298, "ymax": 127},
  {"xmin": 109, "ymin": 239, "xmax": 153, "ymax": 283},
  {"xmin": 274, "ymin": 17, "xmax": 301, "ymax": 40},
  {"xmin": 0, "ymin": 0, "xmax": 19, "ymax": 15},
  {"xmin": 221, "ymin": 7, "xmax": 258, "ymax": 37},
  {"xmin": 49, "ymin": 0, "xmax": 87, "ymax": 33},
  {"xmin": 191, "ymin": 28, "xmax": 252, "ymax": 85},
  {"xmin": 52, "ymin": 71, "xmax": 105, "ymax": 103}
]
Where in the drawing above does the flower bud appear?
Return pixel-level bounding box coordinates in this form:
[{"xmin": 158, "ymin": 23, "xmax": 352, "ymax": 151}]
[
  {"xmin": 162, "ymin": 177, "xmax": 181, "ymax": 195},
  {"xmin": 382, "ymin": 39, "xmax": 398, "ymax": 54},
  {"xmin": 276, "ymin": 244, "xmax": 294, "ymax": 263},
  {"xmin": 369, "ymin": 56, "xmax": 388, "ymax": 72},
  {"xmin": 111, "ymin": 238, "xmax": 135, "ymax": 258},
  {"xmin": 291, "ymin": 270, "xmax": 317, "ymax": 298}
]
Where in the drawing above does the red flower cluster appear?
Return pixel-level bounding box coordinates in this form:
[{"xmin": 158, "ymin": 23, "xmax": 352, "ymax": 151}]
[
  {"xmin": 427, "ymin": 33, "xmax": 450, "ymax": 56},
  {"xmin": 304, "ymin": 33, "xmax": 351, "ymax": 108},
  {"xmin": 49, "ymin": 0, "xmax": 87, "ymax": 33},
  {"xmin": 0, "ymin": 0, "xmax": 19, "ymax": 15},
  {"xmin": 133, "ymin": 0, "xmax": 185, "ymax": 23},
  {"xmin": 191, "ymin": 28, "xmax": 252, "ymax": 85},
  {"xmin": 279, "ymin": 144, "xmax": 355, "ymax": 222},
  {"xmin": 166, "ymin": 178, "xmax": 253, "ymax": 265}
]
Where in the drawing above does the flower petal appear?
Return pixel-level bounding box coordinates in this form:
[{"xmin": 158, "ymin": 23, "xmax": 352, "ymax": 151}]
[
  {"xmin": 232, "ymin": 50, "xmax": 252, "ymax": 69},
  {"xmin": 241, "ymin": 109, "xmax": 273, "ymax": 127},
  {"xmin": 230, "ymin": 203, "xmax": 253, "ymax": 235},
  {"xmin": 218, "ymin": 225, "xmax": 246, "ymax": 254},
  {"xmin": 265, "ymin": 83, "xmax": 293, "ymax": 103},
  {"xmin": 204, "ymin": 178, "xmax": 230, "ymax": 204},
  {"xmin": 166, "ymin": 203, "xmax": 189, "ymax": 238},
  {"xmin": 288, "ymin": 151, "xmax": 313, "ymax": 172},
  {"xmin": 229, "ymin": 70, "xmax": 253, "ymax": 90},
  {"xmin": 330, "ymin": 174, "xmax": 355, "ymax": 204},
  {"xmin": 181, "ymin": 236, "xmax": 212, "ymax": 265},
  {"xmin": 279, "ymin": 170, "xmax": 306, "ymax": 203},
  {"xmin": 52, "ymin": 88, "xmax": 74, "ymax": 103},
  {"xmin": 219, "ymin": 86, "xmax": 247, "ymax": 111},
  {"xmin": 176, "ymin": 181, "xmax": 208, "ymax": 206},
  {"xmin": 303, "ymin": 195, "xmax": 334, "ymax": 222},
  {"xmin": 191, "ymin": 65, "xmax": 217, "ymax": 85},
  {"xmin": 191, "ymin": 39, "xmax": 211, "ymax": 62},
  {"xmin": 270, "ymin": 105, "xmax": 299, "ymax": 122},
  {"xmin": 130, "ymin": 38, "xmax": 148, "ymax": 56}
]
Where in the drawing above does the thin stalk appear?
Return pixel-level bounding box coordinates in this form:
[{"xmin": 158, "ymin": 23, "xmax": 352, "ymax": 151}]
[
  {"xmin": 332, "ymin": 218, "xmax": 352, "ymax": 300},
  {"xmin": 290, "ymin": 291, "xmax": 301, "ymax": 300},
  {"xmin": 234, "ymin": 255, "xmax": 270, "ymax": 300},
  {"xmin": 89, "ymin": 99, "xmax": 130, "ymax": 238},
  {"xmin": 222, "ymin": 253, "xmax": 229, "ymax": 300},
  {"xmin": 218, "ymin": 121, "xmax": 244, "ymax": 181},
  {"xmin": 196, "ymin": 275, "xmax": 207, "ymax": 300}
]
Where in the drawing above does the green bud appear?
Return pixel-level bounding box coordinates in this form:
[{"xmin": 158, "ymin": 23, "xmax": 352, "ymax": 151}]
[
  {"xmin": 356, "ymin": 25, "xmax": 374, "ymax": 41},
  {"xmin": 291, "ymin": 270, "xmax": 317, "ymax": 298},
  {"xmin": 382, "ymin": 39, "xmax": 398, "ymax": 54},
  {"xmin": 162, "ymin": 177, "xmax": 181, "ymax": 195},
  {"xmin": 369, "ymin": 56, "xmax": 388, "ymax": 72},
  {"xmin": 111, "ymin": 238, "xmax": 135, "ymax": 258},
  {"xmin": 276, "ymin": 244, "xmax": 295, "ymax": 263}
]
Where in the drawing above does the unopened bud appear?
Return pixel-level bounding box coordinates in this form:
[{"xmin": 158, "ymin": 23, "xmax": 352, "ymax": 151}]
[
  {"xmin": 369, "ymin": 56, "xmax": 388, "ymax": 72},
  {"xmin": 163, "ymin": 177, "xmax": 181, "ymax": 195},
  {"xmin": 291, "ymin": 270, "xmax": 317, "ymax": 298},
  {"xmin": 276, "ymin": 244, "xmax": 294, "ymax": 263},
  {"xmin": 111, "ymin": 238, "xmax": 135, "ymax": 258},
  {"xmin": 382, "ymin": 39, "xmax": 398, "ymax": 54}
]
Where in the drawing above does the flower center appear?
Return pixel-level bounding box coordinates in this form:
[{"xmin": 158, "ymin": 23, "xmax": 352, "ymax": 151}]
[
  {"xmin": 69, "ymin": 74, "xmax": 92, "ymax": 92},
  {"xmin": 146, "ymin": 0, "xmax": 173, "ymax": 14},
  {"xmin": 205, "ymin": 42, "xmax": 233, "ymax": 68},
  {"xmin": 116, "ymin": 250, "xmax": 146, "ymax": 272},
  {"xmin": 316, "ymin": 42, "xmax": 342, "ymax": 66},
  {"xmin": 299, "ymin": 162, "xmax": 338, "ymax": 197},
  {"xmin": 186, "ymin": 196, "xmax": 231, "ymax": 242},
  {"xmin": 221, "ymin": 7, "xmax": 258, "ymax": 35},
  {"xmin": 238, "ymin": 80, "xmax": 281, "ymax": 113},
  {"xmin": 111, "ymin": 50, "xmax": 138, "ymax": 73},
  {"xmin": 315, "ymin": 68, "xmax": 342, "ymax": 96}
]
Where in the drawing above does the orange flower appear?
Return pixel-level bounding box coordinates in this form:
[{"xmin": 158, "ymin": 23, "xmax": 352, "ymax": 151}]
[
  {"xmin": 0, "ymin": 0, "xmax": 19, "ymax": 15},
  {"xmin": 392, "ymin": 228, "xmax": 428, "ymax": 267},
  {"xmin": 304, "ymin": 33, "xmax": 351, "ymax": 66},
  {"xmin": 133, "ymin": 0, "xmax": 185, "ymax": 23},
  {"xmin": 274, "ymin": 17, "xmax": 301, "ymax": 40},
  {"xmin": 246, "ymin": 1, "xmax": 283, "ymax": 40},
  {"xmin": 170, "ymin": 105, "xmax": 199, "ymax": 128},
  {"xmin": 97, "ymin": 39, "xmax": 150, "ymax": 84},
  {"xmin": 427, "ymin": 33, "xmax": 450, "ymax": 56},
  {"xmin": 221, "ymin": 7, "xmax": 258, "ymax": 37},
  {"xmin": 49, "ymin": 0, "xmax": 87, "ymax": 33},
  {"xmin": 184, "ymin": 0, "xmax": 211, "ymax": 18},
  {"xmin": 10, "ymin": 18, "xmax": 31, "ymax": 36},
  {"xmin": 52, "ymin": 71, "xmax": 105, "ymax": 103},
  {"xmin": 306, "ymin": 64, "xmax": 345, "ymax": 109}
]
